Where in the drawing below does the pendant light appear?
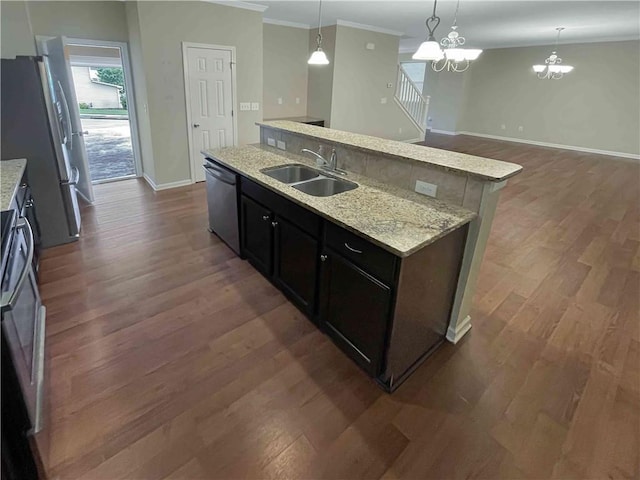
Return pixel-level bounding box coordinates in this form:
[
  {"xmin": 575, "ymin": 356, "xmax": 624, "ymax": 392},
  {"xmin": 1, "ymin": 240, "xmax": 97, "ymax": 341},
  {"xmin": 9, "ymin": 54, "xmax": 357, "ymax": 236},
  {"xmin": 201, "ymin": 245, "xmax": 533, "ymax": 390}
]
[
  {"xmin": 432, "ymin": 0, "xmax": 482, "ymax": 72},
  {"xmin": 308, "ymin": 0, "xmax": 329, "ymax": 65},
  {"xmin": 533, "ymin": 27, "xmax": 574, "ymax": 79},
  {"xmin": 413, "ymin": 0, "xmax": 444, "ymax": 61}
]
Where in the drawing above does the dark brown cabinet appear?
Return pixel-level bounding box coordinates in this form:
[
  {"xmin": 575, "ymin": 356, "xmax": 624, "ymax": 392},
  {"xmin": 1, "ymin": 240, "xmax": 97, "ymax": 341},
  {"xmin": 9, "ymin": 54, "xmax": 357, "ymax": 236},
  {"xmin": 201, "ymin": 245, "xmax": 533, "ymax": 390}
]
[
  {"xmin": 240, "ymin": 195, "xmax": 273, "ymax": 276},
  {"xmin": 319, "ymin": 250, "xmax": 392, "ymax": 375},
  {"xmin": 227, "ymin": 170, "xmax": 467, "ymax": 391},
  {"xmin": 240, "ymin": 179, "xmax": 321, "ymax": 317},
  {"xmin": 273, "ymin": 216, "xmax": 318, "ymax": 316}
]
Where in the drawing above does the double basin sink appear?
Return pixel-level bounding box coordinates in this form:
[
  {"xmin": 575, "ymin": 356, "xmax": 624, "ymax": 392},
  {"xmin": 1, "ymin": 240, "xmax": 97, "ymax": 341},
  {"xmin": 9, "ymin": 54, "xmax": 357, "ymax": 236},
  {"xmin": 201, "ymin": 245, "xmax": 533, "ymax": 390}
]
[{"xmin": 261, "ymin": 164, "xmax": 358, "ymax": 197}]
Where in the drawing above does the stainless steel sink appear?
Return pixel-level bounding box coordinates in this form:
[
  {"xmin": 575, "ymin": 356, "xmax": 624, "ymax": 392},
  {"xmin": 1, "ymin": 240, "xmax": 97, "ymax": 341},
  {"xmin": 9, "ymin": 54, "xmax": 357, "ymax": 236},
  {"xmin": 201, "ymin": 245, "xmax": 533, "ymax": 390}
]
[
  {"xmin": 292, "ymin": 177, "xmax": 358, "ymax": 197},
  {"xmin": 261, "ymin": 164, "xmax": 319, "ymax": 183}
]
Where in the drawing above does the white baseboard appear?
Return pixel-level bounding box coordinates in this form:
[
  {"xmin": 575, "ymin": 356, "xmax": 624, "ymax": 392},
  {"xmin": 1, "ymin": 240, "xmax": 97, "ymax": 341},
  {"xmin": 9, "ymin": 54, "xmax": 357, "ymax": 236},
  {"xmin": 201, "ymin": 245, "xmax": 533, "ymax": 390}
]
[
  {"xmin": 401, "ymin": 137, "xmax": 424, "ymax": 143},
  {"xmin": 143, "ymin": 173, "xmax": 193, "ymax": 191},
  {"xmin": 429, "ymin": 128, "xmax": 459, "ymax": 136},
  {"xmin": 458, "ymin": 131, "xmax": 640, "ymax": 161},
  {"xmin": 446, "ymin": 315, "xmax": 472, "ymax": 344}
]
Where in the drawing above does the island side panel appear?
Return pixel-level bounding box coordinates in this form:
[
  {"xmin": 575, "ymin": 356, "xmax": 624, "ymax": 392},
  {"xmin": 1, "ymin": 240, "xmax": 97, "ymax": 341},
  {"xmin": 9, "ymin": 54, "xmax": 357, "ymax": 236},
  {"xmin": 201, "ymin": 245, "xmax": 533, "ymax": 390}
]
[{"xmin": 382, "ymin": 224, "xmax": 468, "ymax": 387}]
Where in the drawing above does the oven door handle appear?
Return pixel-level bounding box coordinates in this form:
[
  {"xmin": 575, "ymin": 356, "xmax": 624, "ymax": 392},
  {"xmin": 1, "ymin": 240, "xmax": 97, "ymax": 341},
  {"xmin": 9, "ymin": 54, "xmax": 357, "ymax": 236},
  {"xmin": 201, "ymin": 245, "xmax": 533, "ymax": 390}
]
[{"xmin": 0, "ymin": 217, "xmax": 35, "ymax": 309}]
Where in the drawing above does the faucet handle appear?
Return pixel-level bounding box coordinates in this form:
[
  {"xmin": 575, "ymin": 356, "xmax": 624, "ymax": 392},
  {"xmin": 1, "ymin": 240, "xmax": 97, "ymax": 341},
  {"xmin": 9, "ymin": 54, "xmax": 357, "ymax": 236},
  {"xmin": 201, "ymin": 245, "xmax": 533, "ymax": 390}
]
[{"xmin": 318, "ymin": 144, "xmax": 325, "ymax": 156}]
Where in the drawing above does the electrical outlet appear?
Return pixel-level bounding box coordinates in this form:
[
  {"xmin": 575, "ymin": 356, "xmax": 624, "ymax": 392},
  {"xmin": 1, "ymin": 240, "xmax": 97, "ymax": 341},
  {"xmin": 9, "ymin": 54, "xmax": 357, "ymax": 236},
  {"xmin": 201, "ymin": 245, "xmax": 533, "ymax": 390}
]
[
  {"xmin": 240, "ymin": 102, "xmax": 251, "ymax": 111},
  {"xmin": 415, "ymin": 180, "xmax": 438, "ymax": 197},
  {"xmin": 277, "ymin": 140, "xmax": 286, "ymax": 150},
  {"xmin": 295, "ymin": 97, "xmax": 300, "ymax": 104},
  {"xmin": 277, "ymin": 98, "xmax": 283, "ymax": 105},
  {"xmin": 251, "ymin": 102, "xmax": 259, "ymax": 111},
  {"xmin": 399, "ymin": 127, "xmax": 402, "ymax": 134},
  {"xmin": 267, "ymin": 137, "xmax": 276, "ymax": 147},
  {"xmin": 518, "ymin": 125, "xmax": 524, "ymax": 132},
  {"xmin": 366, "ymin": 42, "xmax": 375, "ymax": 50},
  {"xmin": 387, "ymin": 82, "xmax": 393, "ymax": 88},
  {"xmin": 380, "ymin": 97, "xmax": 388, "ymax": 104},
  {"xmin": 500, "ymin": 124, "xmax": 506, "ymax": 130}
]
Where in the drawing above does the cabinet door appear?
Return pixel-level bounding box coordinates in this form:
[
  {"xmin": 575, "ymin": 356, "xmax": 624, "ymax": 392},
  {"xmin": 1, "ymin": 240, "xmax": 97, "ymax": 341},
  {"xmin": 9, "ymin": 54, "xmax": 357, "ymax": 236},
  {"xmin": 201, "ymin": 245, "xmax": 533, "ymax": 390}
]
[
  {"xmin": 240, "ymin": 195, "xmax": 273, "ymax": 275},
  {"xmin": 320, "ymin": 250, "xmax": 391, "ymax": 375},
  {"xmin": 273, "ymin": 216, "xmax": 318, "ymax": 317}
]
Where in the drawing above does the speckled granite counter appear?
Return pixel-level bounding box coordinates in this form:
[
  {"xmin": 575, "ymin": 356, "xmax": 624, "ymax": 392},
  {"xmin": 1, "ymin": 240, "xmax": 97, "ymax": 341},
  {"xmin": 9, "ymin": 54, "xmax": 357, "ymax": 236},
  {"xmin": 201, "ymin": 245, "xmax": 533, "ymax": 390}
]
[
  {"xmin": 203, "ymin": 145, "xmax": 475, "ymax": 257},
  {"xmin": 1, "ymin": 159, "xmax": 27, "ymax": 211},
  {"xmin": 258, "ymin": 121, "xmax": 522, "ymax": 182}
]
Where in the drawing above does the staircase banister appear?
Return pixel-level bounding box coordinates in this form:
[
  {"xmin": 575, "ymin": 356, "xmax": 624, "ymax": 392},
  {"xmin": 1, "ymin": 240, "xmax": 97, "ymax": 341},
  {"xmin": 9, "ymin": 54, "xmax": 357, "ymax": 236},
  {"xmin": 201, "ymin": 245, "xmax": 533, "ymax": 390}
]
[{"xmin": 397, "ymin": 64, "xmax": 428, "ymax": 101}]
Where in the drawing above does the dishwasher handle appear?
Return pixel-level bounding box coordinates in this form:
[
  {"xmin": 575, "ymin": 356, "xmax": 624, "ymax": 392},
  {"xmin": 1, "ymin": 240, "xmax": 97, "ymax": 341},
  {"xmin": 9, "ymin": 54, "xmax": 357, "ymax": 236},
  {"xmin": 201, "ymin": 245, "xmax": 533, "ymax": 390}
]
[{"xmin": 203, "ymin": 162, "xmax": 236, "ymax": 186}]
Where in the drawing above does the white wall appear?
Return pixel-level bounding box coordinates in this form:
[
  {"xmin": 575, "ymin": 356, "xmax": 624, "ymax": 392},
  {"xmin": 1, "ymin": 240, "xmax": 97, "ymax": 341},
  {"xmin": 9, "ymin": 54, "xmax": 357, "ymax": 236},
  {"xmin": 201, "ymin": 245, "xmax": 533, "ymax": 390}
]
[
  {"xmin": 130, "ymin": 1, "xmax": 263, "ymax": 186},
  {"xmin": 71, "ymin": 66, "xmax": 121, "ymax": 108},
  {"xmin": 263, "ymin": 23, "xmax": 309, "ymax": 119},
  {"xmin": 328, "ymin": 25, "xmax": 421, "ymax": 141}
]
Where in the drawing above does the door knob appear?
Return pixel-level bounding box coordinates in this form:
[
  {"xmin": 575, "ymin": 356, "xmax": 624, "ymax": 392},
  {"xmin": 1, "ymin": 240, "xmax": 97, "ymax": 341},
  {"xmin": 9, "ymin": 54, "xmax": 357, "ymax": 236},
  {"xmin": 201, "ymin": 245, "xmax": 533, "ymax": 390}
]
[{"xmin": 193, "ymin": 123, "xmax": 201, "ymax": 128}]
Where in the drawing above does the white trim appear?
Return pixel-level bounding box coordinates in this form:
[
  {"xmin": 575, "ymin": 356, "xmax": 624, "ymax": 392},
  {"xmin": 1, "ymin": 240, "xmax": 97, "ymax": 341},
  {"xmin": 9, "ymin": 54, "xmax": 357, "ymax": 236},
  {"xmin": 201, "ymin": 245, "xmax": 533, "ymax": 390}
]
[
  {"xmin": 458, "ymin": 131, "xmax": 640, "ymax": 160},
  {"xmin": 263, "ymin": 18, "xmax": 310, "ymax": 29},
  {"xmin": 143, "ymin": 174, "xmax": 193, "ymax": 192},
  {"xmin": 429, "ymin": 129, "xmax": 459, "ymax": 136},
  {"xmin": 401, "ymin": 137, "xmax": 423, "ymax": 144},
  {"xmin": 336, "ymin": 19, "xmax": 404, "ymax": 37},
  {"xmin": 182, "ymin": 42, "xmax": 239, "ymax": 184},
  {"xmin": 64, "ymin": 37, "xmax": 146, "ymax": 179},
  {"xmin": 201, "ymin": 0, "xmax": 268, "ymax": 12},
  {"xmin": 446, "ymin": 315, "xmax": 472, "ymax": 344}
]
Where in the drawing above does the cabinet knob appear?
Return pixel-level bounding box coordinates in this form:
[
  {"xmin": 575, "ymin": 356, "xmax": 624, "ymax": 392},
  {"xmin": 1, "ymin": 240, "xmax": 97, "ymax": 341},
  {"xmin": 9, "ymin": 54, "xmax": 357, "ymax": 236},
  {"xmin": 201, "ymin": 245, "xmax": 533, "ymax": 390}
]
[
  {"xmin": 320, "ymin": 254, "xmax": 328, "ymax": 262},
  {"xmin": 262, "ymin": 215, "xmax": 270, "ymax": 221},
  {"xmin": 271, "ymin": 221, "xmax": 278, "ymax": 227}
]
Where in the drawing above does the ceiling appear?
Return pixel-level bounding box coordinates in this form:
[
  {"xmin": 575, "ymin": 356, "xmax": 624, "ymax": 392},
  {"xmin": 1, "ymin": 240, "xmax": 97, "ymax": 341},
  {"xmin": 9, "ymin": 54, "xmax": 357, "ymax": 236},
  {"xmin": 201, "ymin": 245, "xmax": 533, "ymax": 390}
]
[{"xmin": 252, "ymin": 1, "xmax": 640, "ymax": 51}]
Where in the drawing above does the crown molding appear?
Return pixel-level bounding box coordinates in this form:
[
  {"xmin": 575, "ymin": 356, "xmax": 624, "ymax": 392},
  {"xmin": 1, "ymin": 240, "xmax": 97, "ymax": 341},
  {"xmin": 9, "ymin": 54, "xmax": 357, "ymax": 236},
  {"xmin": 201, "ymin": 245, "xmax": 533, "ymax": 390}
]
[
  {"xmin": 263, "ymin": 18, "xmax": 310, "ymax": 29},
  {"xmin": 201, "ymin": 1, "xmax": 268, "ymax": 13},
  {"xmin": 335, "ymin": 19, "xmax": 404, "ymax": 37}
]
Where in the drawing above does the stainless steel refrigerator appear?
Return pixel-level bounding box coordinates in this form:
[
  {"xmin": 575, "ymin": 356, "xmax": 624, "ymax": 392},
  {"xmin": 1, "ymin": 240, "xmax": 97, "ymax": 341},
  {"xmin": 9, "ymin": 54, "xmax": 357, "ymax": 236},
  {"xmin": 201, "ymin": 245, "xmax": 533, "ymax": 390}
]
[{"xmin": 2, "ymin": 46, "xmax": 94, "ymax": 247}]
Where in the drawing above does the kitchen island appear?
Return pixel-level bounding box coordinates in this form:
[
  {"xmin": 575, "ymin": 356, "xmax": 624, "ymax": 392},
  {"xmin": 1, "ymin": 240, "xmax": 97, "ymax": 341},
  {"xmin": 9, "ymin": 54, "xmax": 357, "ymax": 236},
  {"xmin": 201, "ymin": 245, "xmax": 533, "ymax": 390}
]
[{"xmin": 202, "ymin": 122, "xmax": 521, "ymax": 390}]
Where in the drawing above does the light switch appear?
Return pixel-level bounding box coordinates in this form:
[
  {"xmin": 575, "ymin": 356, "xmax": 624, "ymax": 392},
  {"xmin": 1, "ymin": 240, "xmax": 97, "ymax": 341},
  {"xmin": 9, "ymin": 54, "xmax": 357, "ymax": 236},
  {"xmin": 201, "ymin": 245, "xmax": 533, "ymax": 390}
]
[
  {"xmin": 295, "ymin": 97, "xmax": 300, "ymax": 104},
  {"xmin": 276, "ymin": 140, "xmax": 286, "ymax": 150},
  {"xmin": 240, "ymin": 102, "xmax": 250, "ymax": 111},
  {"xmin": 251, "ymin": 102, "xmax": 260, "ymax": 111},
  {"xmin": 267, "ymin": 137, "xmax": 276, "ymax": 147},
  {"xmin": 277, "ymin": 97, "xmax": 283, "ymax": 105},
  {"xmin": 366, "ymin": 42, "xmax": 375, "ymax": 50}
]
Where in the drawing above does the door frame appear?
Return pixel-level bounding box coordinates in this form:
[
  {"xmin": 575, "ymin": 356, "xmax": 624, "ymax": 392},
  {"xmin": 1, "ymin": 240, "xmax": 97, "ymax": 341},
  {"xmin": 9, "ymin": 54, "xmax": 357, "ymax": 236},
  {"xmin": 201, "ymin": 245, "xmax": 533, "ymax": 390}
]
[
  {"xmin": 182, "ymin": 42, "xmax": 238, "ymax": 184},
  {"xmin": 35, "ymin": 36, "xmax": 144, "ymax": 181}
]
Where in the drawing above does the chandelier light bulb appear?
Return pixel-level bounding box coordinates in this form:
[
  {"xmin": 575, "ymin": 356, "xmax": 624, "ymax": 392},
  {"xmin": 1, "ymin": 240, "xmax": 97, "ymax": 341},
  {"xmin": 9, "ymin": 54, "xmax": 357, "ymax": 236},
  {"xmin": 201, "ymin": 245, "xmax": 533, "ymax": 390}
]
[{"xmin": 533, "ymin": 27, "xmax": 574, "ymax": 79}]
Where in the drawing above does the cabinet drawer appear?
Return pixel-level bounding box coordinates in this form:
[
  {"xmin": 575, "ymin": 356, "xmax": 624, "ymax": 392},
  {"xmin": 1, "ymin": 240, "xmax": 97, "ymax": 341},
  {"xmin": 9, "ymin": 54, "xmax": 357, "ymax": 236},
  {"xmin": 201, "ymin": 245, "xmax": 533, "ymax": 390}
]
[
  {"xmin": 325, "ymin": 222, "xmax": 397, "ymax": 285},
  {"xmin": 241, "ymin": 178, "xmax": 320, "ymax": 237}
]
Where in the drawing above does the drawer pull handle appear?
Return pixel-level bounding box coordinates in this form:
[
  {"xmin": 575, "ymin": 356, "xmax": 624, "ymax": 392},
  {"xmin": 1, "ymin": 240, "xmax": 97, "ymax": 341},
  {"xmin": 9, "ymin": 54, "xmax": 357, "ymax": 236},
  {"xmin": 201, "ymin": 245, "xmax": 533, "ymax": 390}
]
[
  {"xmin": 262, "ymin": 215, "xmax": 270, "ymax": 221},
  {"xmin": 344, "ymin": 242, "xmax": 363, "ymax": 254},
  {"xmin": 272, "ymin": 221, "xmax": 278, "ymax": 227},
  {"xmin": 320, "ymin": 254, "xmax": 328, "ymax": 262}
]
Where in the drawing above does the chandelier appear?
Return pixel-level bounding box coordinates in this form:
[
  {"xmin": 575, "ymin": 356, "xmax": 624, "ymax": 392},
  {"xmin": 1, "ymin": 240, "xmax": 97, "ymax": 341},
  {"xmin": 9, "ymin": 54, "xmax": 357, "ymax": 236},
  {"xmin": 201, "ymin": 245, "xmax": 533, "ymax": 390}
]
[
  {"xmin": 413, "ymin": 0, "xmax": 482, "ymax": 73},
  {"xmin": 533, "ymin": 27, "xmax": 574, "ymax": 79}
]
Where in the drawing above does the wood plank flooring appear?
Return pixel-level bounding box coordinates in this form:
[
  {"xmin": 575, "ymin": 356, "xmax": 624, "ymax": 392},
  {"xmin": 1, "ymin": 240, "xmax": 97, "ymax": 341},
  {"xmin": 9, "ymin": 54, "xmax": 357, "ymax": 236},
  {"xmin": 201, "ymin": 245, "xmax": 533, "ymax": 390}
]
[{"xmin": 39, "ymin": 135, "xmax": 639, "ymax": 479}]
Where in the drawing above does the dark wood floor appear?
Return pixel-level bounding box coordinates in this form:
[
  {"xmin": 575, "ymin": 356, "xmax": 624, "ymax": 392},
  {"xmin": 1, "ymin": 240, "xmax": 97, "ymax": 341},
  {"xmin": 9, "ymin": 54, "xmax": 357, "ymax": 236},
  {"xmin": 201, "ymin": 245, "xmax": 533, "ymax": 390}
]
[{"xmin": 40, "ymin": 134, "xmax": 639, "ymax": 479}]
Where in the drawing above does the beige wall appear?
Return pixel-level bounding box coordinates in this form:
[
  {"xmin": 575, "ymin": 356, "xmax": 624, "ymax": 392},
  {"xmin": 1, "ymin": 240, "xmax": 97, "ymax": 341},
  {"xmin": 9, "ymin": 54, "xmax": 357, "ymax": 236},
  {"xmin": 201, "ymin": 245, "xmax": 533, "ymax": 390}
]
[
  {"xmin": 423, "ymin": 66, "xmax": 468, "ymax": 133},
  {"xmin": 263, "ymin": 23, "xmax": 309, "ymax": 119},
  {"xmin": 307, "ymin": 25, "xmax": 336, "ymax": 126},
  {"xmin": 459, "ymin": 40, "xmax": 639, "ymax": 155},
  {"xmin": 0, "ymin": 1, "xmax": 36, "ymax": 58},
  {"xmin": 27, "ymin": 1, "xmax": 128, "ymax": 42},
  {"xmin": 132, "ymin": 1, "xmax": 263, "ymax": 186},
  {"xmin": 125, "ymin": 1, "xmax": 155, "ymax": 183},
  {"xmin": 329, "ymin": 25, "xmax": 421, "ymax": 141}
]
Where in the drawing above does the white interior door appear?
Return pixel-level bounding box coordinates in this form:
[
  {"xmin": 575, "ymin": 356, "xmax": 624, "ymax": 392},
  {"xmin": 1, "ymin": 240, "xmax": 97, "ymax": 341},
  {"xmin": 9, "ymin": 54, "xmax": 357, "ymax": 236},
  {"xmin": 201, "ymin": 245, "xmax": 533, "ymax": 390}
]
[
  {"xmin": 43, "ymin": 36, "xmax": 95, "ymax": 202},
  {"xmin": 185, "ymin": 46, "xmax": 235, "ymax": 183}
]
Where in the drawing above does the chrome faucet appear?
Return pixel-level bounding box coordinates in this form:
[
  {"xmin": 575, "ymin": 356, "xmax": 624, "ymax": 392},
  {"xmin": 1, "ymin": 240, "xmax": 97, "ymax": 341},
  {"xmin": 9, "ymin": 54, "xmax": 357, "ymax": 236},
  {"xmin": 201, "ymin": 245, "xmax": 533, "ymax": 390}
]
[{"xmin": 301, "ymin": 146, "xmax": 345, "ymax": 175}]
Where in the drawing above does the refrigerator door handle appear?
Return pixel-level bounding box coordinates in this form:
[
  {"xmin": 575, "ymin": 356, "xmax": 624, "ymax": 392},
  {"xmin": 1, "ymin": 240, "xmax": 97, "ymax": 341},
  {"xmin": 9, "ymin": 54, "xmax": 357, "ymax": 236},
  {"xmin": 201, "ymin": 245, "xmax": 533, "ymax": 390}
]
[
  {"xmin": 61, "ymin": 167, "xmax": 79, "ymax": 186},
  {"xmin": 57, "ymin": 80, "xmax": 73, "ymax": 150}
]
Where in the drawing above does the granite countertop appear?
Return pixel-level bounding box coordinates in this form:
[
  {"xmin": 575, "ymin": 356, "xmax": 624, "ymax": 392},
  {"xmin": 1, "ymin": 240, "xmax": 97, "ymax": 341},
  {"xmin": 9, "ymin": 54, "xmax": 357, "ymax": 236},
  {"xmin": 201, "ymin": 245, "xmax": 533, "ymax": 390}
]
[
  {"xmin": 1, "ymin": 159, "xmax": 27, "ymax": 211},
  {"xmin": 257, "ymin": 120, "xmax": 522, "ymax": 182},
  {"xmin": 203, "ymin": 145, "xmax": 476, "ymax": 257}
]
